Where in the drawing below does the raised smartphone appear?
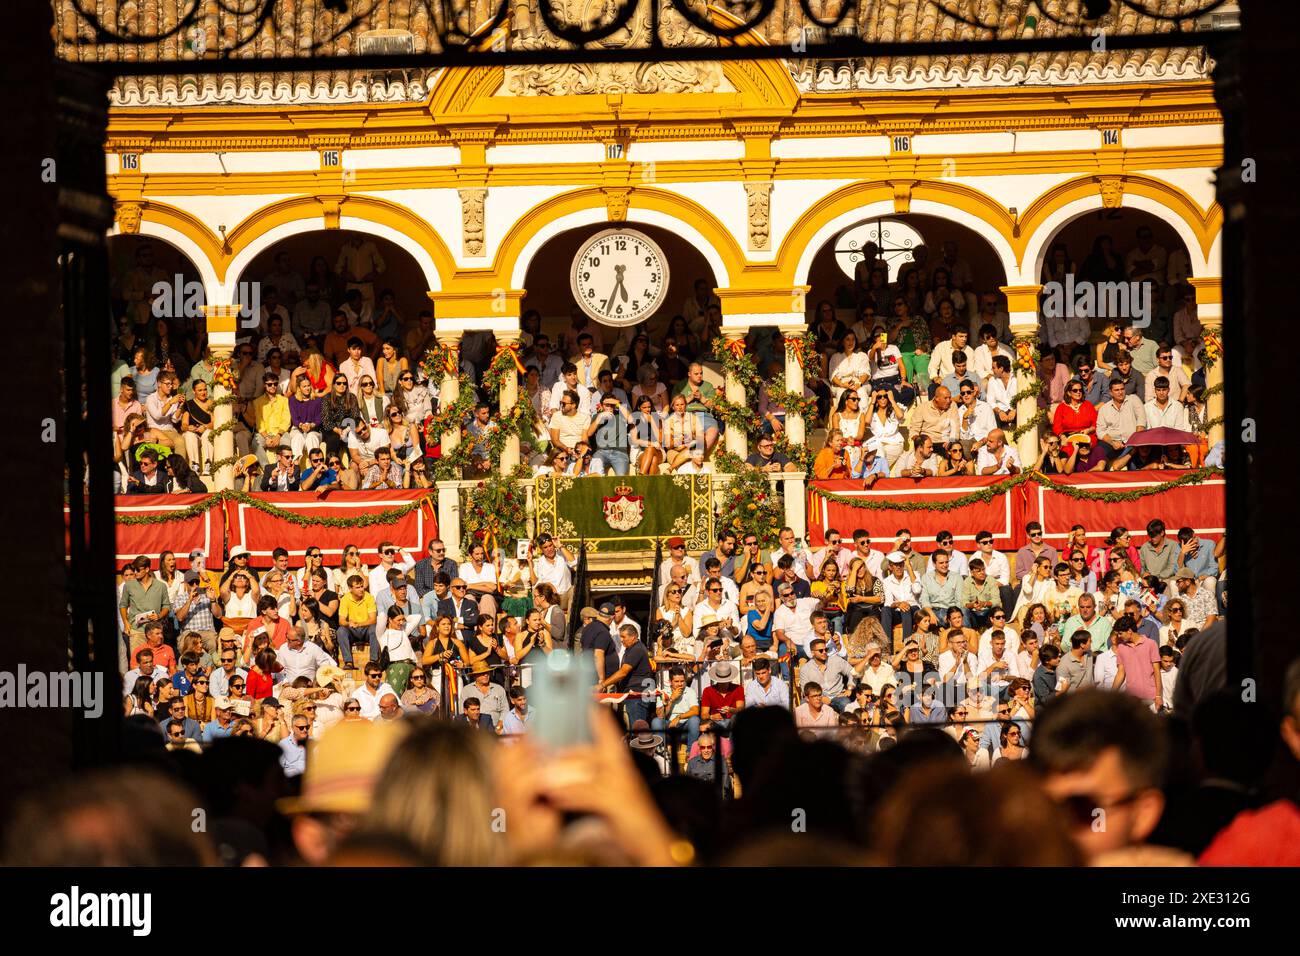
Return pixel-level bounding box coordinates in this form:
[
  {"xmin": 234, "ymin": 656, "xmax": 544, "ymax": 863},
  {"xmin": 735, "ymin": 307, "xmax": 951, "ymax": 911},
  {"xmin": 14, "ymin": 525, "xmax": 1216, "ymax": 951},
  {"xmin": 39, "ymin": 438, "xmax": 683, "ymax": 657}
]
[{"xmin": 530, "ymin": 649, "xmax": 595, "ymax": 751}]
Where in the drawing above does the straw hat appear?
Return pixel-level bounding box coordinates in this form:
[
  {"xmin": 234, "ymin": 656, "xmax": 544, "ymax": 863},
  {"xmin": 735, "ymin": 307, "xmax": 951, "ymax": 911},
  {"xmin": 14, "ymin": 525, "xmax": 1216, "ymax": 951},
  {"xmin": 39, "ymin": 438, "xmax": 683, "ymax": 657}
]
[{"xmin": 277, "ymin": 720, "xmax": 408, "ymax": 816}]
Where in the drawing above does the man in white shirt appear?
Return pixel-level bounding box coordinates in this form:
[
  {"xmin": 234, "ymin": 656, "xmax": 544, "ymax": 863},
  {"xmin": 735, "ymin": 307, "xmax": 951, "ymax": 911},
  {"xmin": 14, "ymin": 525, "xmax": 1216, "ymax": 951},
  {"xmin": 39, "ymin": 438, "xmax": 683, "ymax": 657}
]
[
  {"xmin": 276, "ymin": 624, "xmax": 334, "ymax": 684},
  {"xmin": 881, "ymin": 551, "xmax": 922, "ymax": 644},
  {"xmin": 368, "ymin": 540, "xmax": 416, "ymax": 596},
  {"xmin": 1143, "ymin": 377, "xmax": 1191, "ymax": 431},
  {"xmin": 691, "ymin": 583, "xmax": 740, "ymax": 637},
  {"xmin": 772, "ymin": 586, "xmax": 818, "ymax": 660},
  {"xmin": 608, "ymin": 596, "xmax": 641, "ymax": 642},
  {"xmin": 890, "ymin": 435, "xmax": 939, "ymax": 478},
  {"xmin": 849, "ymin": 530, "xmax": 885, "ymax": 580},
  {"xmin": 970, "ymin": 324, "xmax": 1015, "ymax": 388},
  {"xmin": 976, "ymin": 428, "xmax": 1021, "ymax": 476},
  {"xmin": 976, "ymin": 630, "xmax": 1023, "ymax": 692},
  {"xmin": 684, "ymin": 560, "xmax": 740, "ymax": 606},
  {"xmin": 1144, "ymin": 347, "xmax": 1192, "ymax": 403},
  {"xmin": 938, "ymin": 631, "xmax": 978, "ymax": 687},
  {"xmin": 532, "ymin": 534, "xmax": 577, "ymax": 600},
  {"xmin": 956, "ymin": 381, "xmax": 997, "ymax": 451},
  {"xmin": 926, "ymin": 531, "xmax": 970, "ymax": 577},
  {"xmin": 547, "ymin": 363, "xmax": 595, "ymax": 421},
  {"xmin": 346, "ymin": 421, "xmax": 390, "ymax": 474},
  {"xmin": 926, "ymin": 329, "xmax": 971, "ymax": 389},
  {"xmin": 1093, "ymin": 631, "xmax": 1124, "ymax": 691},
  {"xmin": 351, "ymin": 664, "xmax": 397, "ymax": 721},
  {"xmin": 773, "ymin": 527, "xmax": 813, "ymax": 582},
  {"xmin": 985, "ymin": 355, "xmax": 1019, "ymax": 432},
  {"xmin": 656, "ymin": 537, "xmax": 703, "ymax": 592},
  {"xmin": 548, "ymin": 389, "xmax": 593, "ymax": 457}
]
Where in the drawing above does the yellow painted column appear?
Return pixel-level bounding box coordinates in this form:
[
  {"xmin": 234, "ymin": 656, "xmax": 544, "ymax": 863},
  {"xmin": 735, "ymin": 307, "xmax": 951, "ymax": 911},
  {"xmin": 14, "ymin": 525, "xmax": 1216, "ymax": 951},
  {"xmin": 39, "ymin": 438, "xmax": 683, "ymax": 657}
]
[
  {"xmin": 202, "ymin": 304, "xmax": 241, "ymax": 492},
  {"xmin": 779, "ymin": 325, "xmax": 807, "ymax": 449},
  {"xmin": 496, "ymin": 329, "xmax": 521, "ymax": 474},
  {"xmin": 1190, "ymin": 277, "xmax": 1224, "ymax": 445},
  {"xmin": 434, "ymin": 330, "xmax": 463, "ymax": 459},
  {"xmin": 1001, "ymin": 284, "xmax": 1044, "ymax": 466},
  {"xmin": 723, "ymin": 329, "xmax": 749, "ymax": 460}
]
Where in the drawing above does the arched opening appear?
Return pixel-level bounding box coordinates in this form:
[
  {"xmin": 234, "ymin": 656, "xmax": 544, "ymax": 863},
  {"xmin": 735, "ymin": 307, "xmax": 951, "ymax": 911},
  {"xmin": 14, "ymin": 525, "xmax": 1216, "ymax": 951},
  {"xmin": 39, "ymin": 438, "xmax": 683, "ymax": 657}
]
[
  {"xmin": 519, "ymin": 221, "xmax": 720, "ymax": 374},
  {"xmin": 795, "ymin": 213, "xmax": 1013, "ymax": 444},
  {"xmin": 804, "ymin": 212, "xmax": 1011, "ymax": 323},
  {"xmin": 1032, "ymin": 207, "xmax": 1196, "ymax": 354},
  {"xmin": 233, "ymin": 229, "xmax": 439, "ymax": 371},
  {"xmin": 108, "ymin": 233, "xmax": 206, "ymax": 386}
]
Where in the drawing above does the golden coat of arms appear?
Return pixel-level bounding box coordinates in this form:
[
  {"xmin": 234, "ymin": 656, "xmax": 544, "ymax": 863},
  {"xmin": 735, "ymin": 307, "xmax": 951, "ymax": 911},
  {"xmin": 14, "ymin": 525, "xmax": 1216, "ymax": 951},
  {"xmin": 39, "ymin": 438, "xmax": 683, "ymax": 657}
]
[{"xmin": 602, "ymin": 484, "xmax": 646, "ymax": 532}]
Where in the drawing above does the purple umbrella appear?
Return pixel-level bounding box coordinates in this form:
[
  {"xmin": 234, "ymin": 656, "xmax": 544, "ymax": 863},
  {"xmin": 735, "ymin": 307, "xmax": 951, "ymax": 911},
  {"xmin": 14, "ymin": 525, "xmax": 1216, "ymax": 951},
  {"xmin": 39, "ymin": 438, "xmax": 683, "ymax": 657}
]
[{"xmin": 1126, "ymin": 427, "xmax": 1199, "ymax": 448}]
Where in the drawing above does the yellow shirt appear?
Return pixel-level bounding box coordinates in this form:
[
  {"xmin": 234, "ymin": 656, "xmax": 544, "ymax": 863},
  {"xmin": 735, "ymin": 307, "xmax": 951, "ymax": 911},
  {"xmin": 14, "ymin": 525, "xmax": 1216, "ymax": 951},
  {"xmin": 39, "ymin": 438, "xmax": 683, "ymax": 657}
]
[
  {"xmin": 339, "ymin": 592, "xmax": 376, "ymax": 627},
  {"xmin": 250, "ymin": 394, "xmax": 290, "ymax": 436}
]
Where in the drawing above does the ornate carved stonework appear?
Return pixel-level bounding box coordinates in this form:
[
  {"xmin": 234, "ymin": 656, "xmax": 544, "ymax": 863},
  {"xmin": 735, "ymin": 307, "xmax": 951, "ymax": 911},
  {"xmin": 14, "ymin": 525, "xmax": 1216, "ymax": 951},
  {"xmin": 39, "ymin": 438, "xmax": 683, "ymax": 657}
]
[
  {"xmin": 318, "ymin": 195, "xmax": 345, "ymax": 230},
  {"xmin": 502, "ymin": 0, "xmax": 728, "ymax": 96},
  {"xmin": 1098, "ymin": 176, "xmax": 1125, "ymax": 209},
  {"xmin": 889, "ymin": 180, "xmax": 915, "ymax": 215},
  {"xmin": 603, "ymin": 187, "xmax": 630, "ymax": 223},
  {"xmin": 744, "ymin": 182, "xmax": 772, "ymax": 251},
  {"xmin": 459, "ymin": 188, "xmax": 487, "ymax": 256},
  {"xmin": 115, "ymin": 201, "xmax": 142, "ymax": 235}
]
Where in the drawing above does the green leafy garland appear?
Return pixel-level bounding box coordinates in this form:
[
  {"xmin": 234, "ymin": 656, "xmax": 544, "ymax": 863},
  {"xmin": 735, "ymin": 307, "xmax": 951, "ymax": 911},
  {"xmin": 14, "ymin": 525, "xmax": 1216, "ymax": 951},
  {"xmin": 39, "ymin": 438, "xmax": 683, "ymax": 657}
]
[
  {"xmin": 114, "ymin": 488, "xmax": 436, "ymax": 527},
  {"xmin": 714, "ymin": 451, "xmax": 786, "ymax": 547},
  {"xmin": 461, "ymin": 470, "xmax": 532, "ymax": 552},
  {"xmin": 808, "ymin": 466, "xmax": 1223, "ymax": 512},
  {"xmin": 1007, "ymin": 332, "xmax": 1048, "ymax": 443}
]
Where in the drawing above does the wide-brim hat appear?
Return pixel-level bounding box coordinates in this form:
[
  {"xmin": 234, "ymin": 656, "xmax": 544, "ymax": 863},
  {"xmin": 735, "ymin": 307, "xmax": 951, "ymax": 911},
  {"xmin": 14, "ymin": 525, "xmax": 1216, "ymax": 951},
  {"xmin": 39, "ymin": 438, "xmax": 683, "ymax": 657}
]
[
  {"xmin": 710, "ymin": 661, "xmax": 737, "ymax": 683},
  {"xmin": 277, "ymin": 720, "xmax": 408, "ymax": 816},
  {"xmin": 316, "ymin": 663, "xmax": 345, "ymax": 688}
]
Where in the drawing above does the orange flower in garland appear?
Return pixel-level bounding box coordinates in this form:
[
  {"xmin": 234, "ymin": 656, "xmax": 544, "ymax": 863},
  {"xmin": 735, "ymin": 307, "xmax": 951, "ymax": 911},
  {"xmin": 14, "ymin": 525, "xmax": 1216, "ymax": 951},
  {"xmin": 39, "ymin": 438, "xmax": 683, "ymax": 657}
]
[
  {"xmin": 1013, "ymin": 338, "xmax": 1039, "ymax": 376},
  {"xmin": 212, "ymin": 356, "xmax": 237, "ymax": 392},
  {"xmin": 1200, "ymin": 330, "xmax": 1222, "ymax": 369}
]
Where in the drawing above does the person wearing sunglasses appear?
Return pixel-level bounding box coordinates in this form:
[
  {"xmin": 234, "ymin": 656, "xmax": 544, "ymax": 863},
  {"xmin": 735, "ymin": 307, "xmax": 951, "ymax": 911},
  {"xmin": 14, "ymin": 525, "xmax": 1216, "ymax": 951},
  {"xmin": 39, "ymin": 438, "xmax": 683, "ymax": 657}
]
[
  {"xmin": 1032, "ymin": 689, "xmax": 1169, "ymax": 862},
  {"xmin": 319, "ymin": 367, "xmax": 362, "ymax": 466}
]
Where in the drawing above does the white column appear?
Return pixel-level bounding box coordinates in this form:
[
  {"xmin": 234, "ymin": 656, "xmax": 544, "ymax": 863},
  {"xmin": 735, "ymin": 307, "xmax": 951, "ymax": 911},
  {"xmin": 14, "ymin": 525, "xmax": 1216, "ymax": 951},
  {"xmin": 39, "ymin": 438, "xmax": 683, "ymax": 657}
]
[
  {"xmin": 723, "ymin": 330, "xmax": 749, "ymax": 459},
  {"xmin": 202, "ymin": 304, "xmax": 241, "ymax": 492},
  {"xmin": 779, "ymin": 324, "xmax": 807, "ymax": 448},
  {"xmin": 438, "ymin": 482, "xmax": 463, "ymax": 561},
  {"xmin": 435, "ymin": 330, "xmax": 463, "ymax": 459},
  {"xmin": 1001, "ymin": 285, "xmax": 1044, "ymax": 466},
  {"xmin": 495, "ymin": 329, "xmax": 521, "ymax": 474}
]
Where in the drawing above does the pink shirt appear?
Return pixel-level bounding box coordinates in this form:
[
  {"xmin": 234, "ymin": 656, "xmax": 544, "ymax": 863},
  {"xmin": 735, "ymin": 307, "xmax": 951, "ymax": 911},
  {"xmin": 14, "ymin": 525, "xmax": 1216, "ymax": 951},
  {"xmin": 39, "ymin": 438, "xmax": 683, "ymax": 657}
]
[
  {"xmin": 113, "ymin": 398, "xmax": 142, "ymax": 432},
  {"xmin": 1115, "ymin": 636, "xmax": 1160, "ymax": 702}
]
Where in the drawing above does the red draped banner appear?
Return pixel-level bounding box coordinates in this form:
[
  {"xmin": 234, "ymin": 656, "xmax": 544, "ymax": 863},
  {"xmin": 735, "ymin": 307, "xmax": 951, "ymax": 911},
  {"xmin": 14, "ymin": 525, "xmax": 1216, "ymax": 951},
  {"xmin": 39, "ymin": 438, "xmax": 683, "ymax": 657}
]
[
  {"xmin": 223, "ymin": 491, "xmax": 436, "ymax": 567},
  {"xmin": 69, "ymin": 495, "xmax": 224, "ymax": 567},
  {"xmin": 808, "ymin": 472, "xmax": 1225, "ymax": 551}
]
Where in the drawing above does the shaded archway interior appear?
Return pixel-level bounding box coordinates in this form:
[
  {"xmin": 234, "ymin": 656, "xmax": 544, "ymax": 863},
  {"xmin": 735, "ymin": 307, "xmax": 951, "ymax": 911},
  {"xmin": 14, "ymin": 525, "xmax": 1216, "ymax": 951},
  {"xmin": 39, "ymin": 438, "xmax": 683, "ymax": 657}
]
[
  {"xmin": 805, "ymin": 213, "xmax": 1009, "ymax": 314},
  {"xmin": 1035, "ymin": 207, "xmax": 1189, "ymax": 283},
  {"xmin": 108, "ymin": 234, "xmax": 206, "ymax": 377},
  {"xmin": 520, "ymin": 221, "xmax": 717, "ymax": 345},
  {"xmin": 235, "ymin": 229, "xmax": 435, "ymax": 333}
]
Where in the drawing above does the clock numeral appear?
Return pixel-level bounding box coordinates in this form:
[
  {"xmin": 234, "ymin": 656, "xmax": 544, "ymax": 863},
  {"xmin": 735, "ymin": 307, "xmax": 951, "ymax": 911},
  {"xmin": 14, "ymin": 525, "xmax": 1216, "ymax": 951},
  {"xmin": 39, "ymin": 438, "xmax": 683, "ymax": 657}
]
[
  {"xmin": 632, "ymin": 300, "xmax": 640, "ymax": 310},
  {"xmin": 615, "ymin": 239, "xmax": 627, "ymax": 251},
  {"xmin": 600, "ymin": 244, "xmax": 610, "ymax": 255},
  {"xmin": 615, "ymin": 305, "xmax": 624, "ymax": 315},
  {"xmin": 587, "ymin": 288, "xmax": 595, "ymax": 297},
  {"xmin": 644, "ymin": 256, "xmax": 652, "ymax": 266},
  {"xmin": 590, "ymin": 256, "xmax": 600, "ymax": 267},
  {"xmin": 649, "ymin": 273, "xmax": 659, "ymax": 283},
  {"xmin": 581, "ymin": 271, "xmax": 589, "ymax": 281}
]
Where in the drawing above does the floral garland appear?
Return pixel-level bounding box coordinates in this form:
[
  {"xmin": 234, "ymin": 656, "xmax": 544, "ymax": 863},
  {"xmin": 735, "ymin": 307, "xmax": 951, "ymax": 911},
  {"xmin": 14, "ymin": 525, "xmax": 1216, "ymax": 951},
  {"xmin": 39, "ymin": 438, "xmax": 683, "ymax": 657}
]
[
  {"xmin": 462, "ymin": 473, "xmax": 531, "ymax": 553},
  {"xmin": 1199, "ymin": 329, "xmax": 1222, "ymax": 370},
  {"xmin": 782, "ymin": 330, "xmax": 817, "ymax": 372},
  {"xmin": 481, "ymin": 340, "xmax": 527, "ymax": 397},
  {"xmin": 808, "ymin": 466, "xmax": 1223, "ymax": 512},
  {"xmin": 709, "ymin": 336, "xmax": 761, "ymax": 396},
  {"xmin": 714, "ymin": 452, "xmax": 785, "ymax": 548},
  {"xmin": 765, "ymin": 373, "xmax": 818, "ymax": 422}
]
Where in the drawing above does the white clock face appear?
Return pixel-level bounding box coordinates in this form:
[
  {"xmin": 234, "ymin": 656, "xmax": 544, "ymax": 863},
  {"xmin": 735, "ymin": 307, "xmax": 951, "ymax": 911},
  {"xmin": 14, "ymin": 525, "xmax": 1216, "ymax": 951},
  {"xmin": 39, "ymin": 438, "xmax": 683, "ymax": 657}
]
[{"xmin": 570, "ymin": 228, "xmax": 670, "ymax": 328}]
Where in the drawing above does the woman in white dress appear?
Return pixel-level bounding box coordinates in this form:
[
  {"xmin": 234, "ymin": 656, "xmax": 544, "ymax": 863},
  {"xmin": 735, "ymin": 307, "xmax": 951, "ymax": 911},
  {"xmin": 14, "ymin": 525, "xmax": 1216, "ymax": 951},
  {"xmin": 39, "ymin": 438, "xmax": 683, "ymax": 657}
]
[
  {"xmin": 866, "ymin": 390, "xmax": 906, "ymax": 468},
  {"xmin": 331, "ymin": 544, "xmax": 370, "ymax": 594},
  {"xmin": 828, "ymin": 389, "xmax": 868, "ymax": 475},
  {"xmin": 827, "ymin": 330, "xmax": 871, "ymax": 408},
  {"xmin": 1013, "ymin": 556, "xmax": 1056, "ymax": 623}
]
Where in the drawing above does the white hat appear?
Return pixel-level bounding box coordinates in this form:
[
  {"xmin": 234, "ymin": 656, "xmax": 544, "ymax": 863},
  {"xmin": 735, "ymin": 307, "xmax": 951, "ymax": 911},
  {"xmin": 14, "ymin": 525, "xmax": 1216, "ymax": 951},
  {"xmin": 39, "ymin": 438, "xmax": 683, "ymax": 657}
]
[
  {"xmin": 229, "ymin": 544, "xmax": 251, "ymax": 560},
  {"xmin": 886, "ymin": 550, "xmax": 906, "ymax": 564}
]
